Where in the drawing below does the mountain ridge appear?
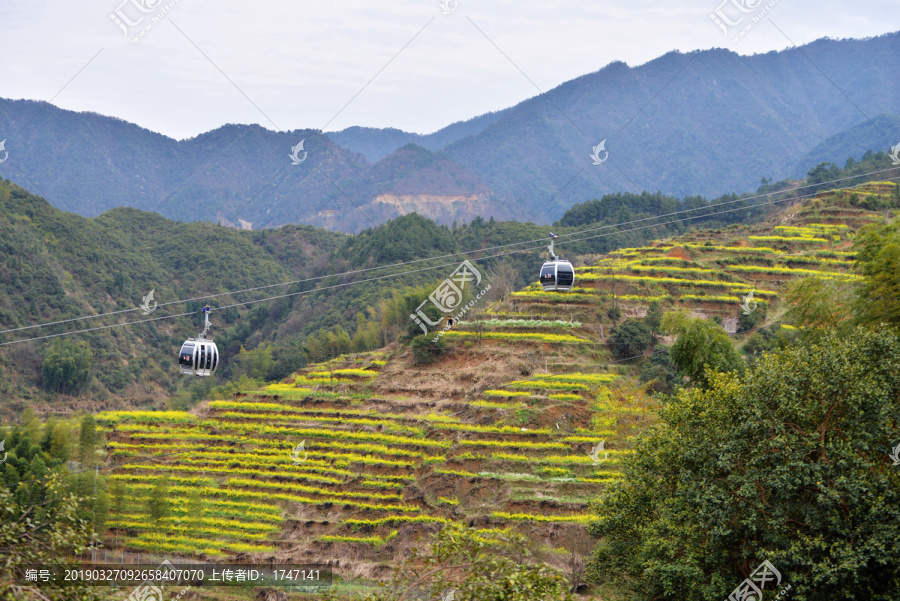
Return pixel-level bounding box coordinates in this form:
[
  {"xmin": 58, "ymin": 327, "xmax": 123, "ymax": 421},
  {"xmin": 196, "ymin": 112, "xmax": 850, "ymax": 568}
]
[{"xmin": 0, "ymin": 32, "xmax": 897, "ymax": 231}]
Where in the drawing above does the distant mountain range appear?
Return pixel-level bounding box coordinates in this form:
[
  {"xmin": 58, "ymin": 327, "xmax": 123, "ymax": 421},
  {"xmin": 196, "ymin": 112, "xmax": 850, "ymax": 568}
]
[
  {"xmin": 0, "ymin": 31, "xmax": 897, "ymax": 232},
  {"xmin": 793, "ymin": 114, "xmax": 900, "ymax": 178},
  {"xmin": 326, "ymin": 110, "xmax": 509, "ymax": 162}
]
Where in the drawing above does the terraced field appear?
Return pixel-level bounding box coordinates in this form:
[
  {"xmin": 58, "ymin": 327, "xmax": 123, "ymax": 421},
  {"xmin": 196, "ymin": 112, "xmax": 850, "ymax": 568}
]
[
  {"xmin": 99, "ymin": 341, "xmax": 632, "ymax": 574},
  {"xmin": 96, "ymin": 182, "xmax": 895, "ymax": 578},
  {"xmin": 509, "ymin": 183, "xmax": 891, "ymax": 325}
]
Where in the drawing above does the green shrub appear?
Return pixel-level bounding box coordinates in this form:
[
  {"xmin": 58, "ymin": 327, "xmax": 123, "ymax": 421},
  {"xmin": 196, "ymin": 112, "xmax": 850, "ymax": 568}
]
[
  {"xmin": 737, "ymin": 302, "xmax": 767, "ymax": 333},
  {"xmin": 639, "ymin": 347, "xmax": 679, "ymax": 395},
  {"xmin": 411, "ymin": 334, "xmax": 446, "ymax": 365},
  {"xmin": 661, "ymin": 311, "xmax": 744, "ymax": 387},
  {"xmin": 610, "ymin": 319, "xmax": 653, "ymax": 360}
]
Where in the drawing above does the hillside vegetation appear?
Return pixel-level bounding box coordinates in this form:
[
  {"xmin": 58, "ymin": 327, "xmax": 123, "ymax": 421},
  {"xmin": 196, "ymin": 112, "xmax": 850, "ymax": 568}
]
[
  {"xmin": 12, "ymin": 162, "xmax": 886, "ymax": 417},
  {"xmin": 3, "ymin": 182, "xmax": 892, "ymax": 598}
]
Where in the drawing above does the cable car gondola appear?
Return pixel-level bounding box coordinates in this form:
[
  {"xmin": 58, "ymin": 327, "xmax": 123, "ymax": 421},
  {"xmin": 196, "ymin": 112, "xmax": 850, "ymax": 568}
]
[
  {"xmin": 178, "ymin": 305, "xmax": 219, "ymax": 377},
  {"xmin": 539, "ymin": 233, "xmax": 575, "ymax": 292}
]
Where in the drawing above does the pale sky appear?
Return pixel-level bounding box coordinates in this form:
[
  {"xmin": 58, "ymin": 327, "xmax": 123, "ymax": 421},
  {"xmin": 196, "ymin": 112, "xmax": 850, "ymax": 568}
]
[{"xmin": 1, "ymin": 0, "xmax": 898, "ymax": 140}]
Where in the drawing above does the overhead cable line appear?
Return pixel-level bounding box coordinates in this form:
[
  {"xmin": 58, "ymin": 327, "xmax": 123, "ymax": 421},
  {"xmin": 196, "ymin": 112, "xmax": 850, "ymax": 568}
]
[
  {"xmin": 1, "ymin": 166, "xmax": 895, "ymax": 338},
  {"xmin": 1, "ymin": 169, "xmax": 896, "ymax": 346}
]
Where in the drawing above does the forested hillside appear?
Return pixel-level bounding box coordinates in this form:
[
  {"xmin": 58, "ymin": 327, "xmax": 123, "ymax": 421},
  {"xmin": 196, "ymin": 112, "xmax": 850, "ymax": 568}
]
[
  {"xmin": 1, "ymin": 150, "xmax": 896, "ymax": 418},
  {"xmin": 0, "ymin": 179, "xmax": 536, "ymax": 417},
  {"xmin": 0, "ymin": 179, "xmax": 330, "ymax": 417}
]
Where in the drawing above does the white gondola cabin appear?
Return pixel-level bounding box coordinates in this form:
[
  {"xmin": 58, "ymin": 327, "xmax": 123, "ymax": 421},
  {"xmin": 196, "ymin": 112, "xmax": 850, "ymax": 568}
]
[
  {"xmin": 539, "ymin": 233, "xmax": 575, "ymax": 292},
  {"xmin": 178, "ymin": 305, "xmax": 219, "ymax": 377}
]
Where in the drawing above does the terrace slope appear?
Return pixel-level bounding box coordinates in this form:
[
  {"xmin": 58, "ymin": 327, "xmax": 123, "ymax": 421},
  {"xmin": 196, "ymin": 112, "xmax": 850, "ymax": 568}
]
[{"xmin": 95, "ymin": 181, "xmax": 899, "ymax": 585}]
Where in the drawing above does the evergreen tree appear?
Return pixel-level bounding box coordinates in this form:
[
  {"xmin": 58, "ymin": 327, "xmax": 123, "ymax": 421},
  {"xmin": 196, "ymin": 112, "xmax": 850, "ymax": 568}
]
[
  {"xmin": 48, "ymin": 422, "xmax": 72, "ymax": 463},
  {"xmin": 644, "ymin": 300, "xmax": 663, "ymax": 334},
  {"xmin": 41, "ymin": 339, "xmax": 92, "ymax": 395},
  {"xmin": 853, "ymin": 222, "xmax": 900, "ymax": 328},
  {"xmin": 78, "ymin": 415, "xmax": 97, "ymax": 465},
  {"xmin": 108, "ymin": 478, "xmax": 126, "ymax": 517},
  {"xmin": 610, "ymin": 319, "xmax": 653, "ymax": 359},
  {"xmin": 236, "ymin": 343, "xmax": 275, "ymax": 380},
  {"xmin": 145, "ymin": 477, "xmax": 171, "ymax": 552},
  {"xmin": 588, "ymin": 327, "xmax": 900, "ymax": 599},
  {"xmin": 661, "ymin": 311, "xmax": 744, "ymax": 387}
]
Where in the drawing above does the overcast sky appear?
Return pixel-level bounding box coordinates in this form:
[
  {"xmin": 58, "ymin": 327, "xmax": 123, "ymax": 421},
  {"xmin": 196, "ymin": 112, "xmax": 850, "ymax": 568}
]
[{"xmin": 2, "ymin": 1, "xmax": 898, "ymax": 140}]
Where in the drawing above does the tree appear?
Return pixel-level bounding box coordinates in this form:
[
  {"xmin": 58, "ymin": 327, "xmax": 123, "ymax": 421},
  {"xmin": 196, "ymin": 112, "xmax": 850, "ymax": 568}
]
[
  {"xmin": 303, "ymin": 326, "xmax": 352, "ymax": 363},
  {"xmin": 91, "ymin": 481, "xmax": 109, "ymax": 534},
  {"xmin": 639, "ymin": 346, "xmax": 679, "ymax": 395},
  {"xmin": 67, "ymin": 470, "xmax": 109, "ymax": 535},
  {"xmin": 78, "ymin": 415, "xmax": 97, "ymax": 466},
  {"xmin": 661, "ymin": 311, "xmax": 744, "ymax": 387},
  {"xmin": 469, "ymin": 309, "xmax": 486, "ymax": 345},
  {"xmin": 324, "ymin": 522, "xmax": 573, "ymax": 601},
  {"xmin": 586, "ymin": 327, "xmax": 900, "ymax": 600},
  {"xmin": 783, "ymin": 276, "xmax": 856, "ymax": 334},
  {"xmin": 606, "ymin": 269, "xmax": 621, "ymax": 326},
  {"xmin": 853, "ymin": 222, "xmax": 900, "ymax": 328},
  {"xmin": 782, "ymin": 223, "xmax": 900, "ymax": 335},
  {"xmin": 0, "ymin": 475, "xmax": 104, "ymax": 601},
  {"xmin": 806, "ymin": 161, "xmax": 842, "ymax": 193},
  {"xmin": 405, "ymin": 303, "xmax": 442, "ymax": 341},
  {"xmin": 41, "ymin": 339, "xmax": 92, "ymax": 395},
  {"xmin": 236, "ymin": 343, "xmax": 275, "ymax": 380},
  {"xmin": 351, "ymin": 311, "xmax": 379, "ymax": 353},
  {"xmin": 271, "ymin": 339, "xmax": 308, "ymax": 380},
  {"xmin": 736, "ymin": 301, "xmax": 766, "ymax": 333},
  {"xmin": 609, "ymin": 319, "xmax": 653, "ymax": 359},
  {"xmin": 485, "ymin": 258, "xmax": 521, "ymax": 302},
  {"xmin": 47, "ymin": 421, "xmax": 72, "ymax": 463},
  {"xmin": 606, "ymin": 305, "xmax": 622, "ymax": 326},
  {"xmin": 27, "ymin": 456, "xmax": 47, "ymax": 481},
  {"xmin": 410, "ymin": 334, "xmax": 446, "ymax": 365},
  {"xmin": 20, "ymin": 409, "xmax": 40, "ymax": 444},
  {"xmin": 145, "ymin": 476, "xmax": 171, "ymax": 545},
  {"xmin": 108, "ymin": 478, "xmax": 126, "ymax": 517},
  {"xmin": 559, "ymin": 528, "xmax": 595, "ymax": 593},
  {"xmin": 644, "ymin": 300, "xmax": 663, "ymax": 334},
  {"xmin": 742, "ymin": 324, "xmax": 797, "ymax": 360},
  {"xmin": 185, "ymin": 487, "xmax": 204, "ymax": 527}
]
